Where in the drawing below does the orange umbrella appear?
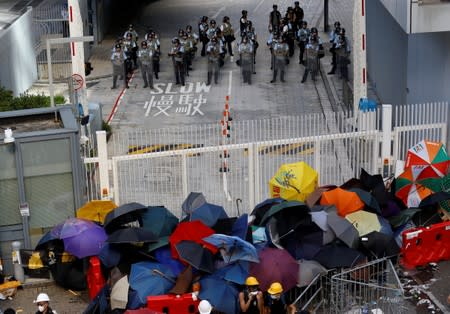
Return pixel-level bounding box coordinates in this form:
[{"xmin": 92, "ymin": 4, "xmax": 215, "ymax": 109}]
[{"xmin": 319, "ymin": 187, "xmax": 364, "ymax": 217}]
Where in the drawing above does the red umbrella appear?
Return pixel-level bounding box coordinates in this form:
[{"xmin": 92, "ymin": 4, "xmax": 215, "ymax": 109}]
[
  {"xmin": 169, "ymin": 221, "xmax": 218, "ymax": 259},
  {"xmin": 125, "ymin": 309, "xmax": 163, "ymax": 314},
  {"xmin": 249, "ymin": 247, "xmax": 299, "ymax": 291}
]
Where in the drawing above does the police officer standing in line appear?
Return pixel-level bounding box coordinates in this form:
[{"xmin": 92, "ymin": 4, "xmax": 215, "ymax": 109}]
[
  {"xmin": 269, "ymin": 4, "xmax": 282, "ymax": 34},
  {"xmin": 335, "ymin": 29, "xmax": 351, "ymax": 80},
  {"xmin": 282, "ymin": 17, "xmax": 296, "ymax": 57},
  {"xmin": 301, "ymin": 27, "xmax": 323, "ymax": 83},
  {"xmin": 111, "ymin": 44, "xmax": 126, "ymax": 89},
  {"xmin": 246, "ymin": 21, "xmax": 258, "ymax": 73},
  {"xmin": 145, "ymin": 30, "xmax": 161, "ymax": 79},
  {"xmin": 267, "ymin": 31, "xmax": 278, "ymax": 70},
  {"xmin": 238, "ymin": 36, "xmax": 254, "ymax": 85},
  {"xmin": 168, "ymin": 38, "xmax": 185, "ymax": 86},
  {"xmin": 181, "ymin": 30, "xmax": 194, "ymax": 75},
  {"xmin": 199, "ymin": 16, "xmax": 209, "ymax": 56},
  {"xmin": 138, "ymin": 40, "xmax": 154, "ymax": 89},
  {"xmin": 123, "ymin": 25, "xmax": 138, "ymax": 69},
  {"xmin": 124, "ymin": 50, "xmax": 134, "ymax": 88},
  {"xmin": 186, "ymin": 25, "xmax": 199, "ymax": 61},
  {"xmin": 328, "ymin": 21, "xmax": 341, "ymax": 75},
  {"xmin": 221, "ymin": 16, "xmax": 235, "ymax": 56},
  {"xmin": 297, "ymin": 20, "xmax": 310, "ymax": 65},
  {"xmin": 270, "ymin": 35, "xmax": 289, "ymax": 83},
  {"xmin": 293, "ymin": 1, "xmax": 304, "ymax": 29},
  {"xmin": 206, "ymin": 37, "xmax": 221, "ymax": 85}
]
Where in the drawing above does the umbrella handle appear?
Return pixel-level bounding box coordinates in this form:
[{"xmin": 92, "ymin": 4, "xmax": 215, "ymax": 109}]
[
  {"xmin": 151, "ymin": 269, "xmax": 176, "ymax": 283},
  {"xmin": 236, "ymin": 198, "xmax": 242, "ymax": 216}
]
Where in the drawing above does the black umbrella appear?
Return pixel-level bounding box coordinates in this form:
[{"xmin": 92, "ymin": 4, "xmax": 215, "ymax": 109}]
[
  {"xmin": 359, "ymin": 231, "xmax": 399, "ymax": 259},
  {"xmin": 250, "ymin": 198, "xmax": 284, "ymax": 226},
  {"xmin": 107, "ymin": 227, "xmax": 158, "ymax": 244},
  {"xmin": 212, "ymin": 217, "xmax": 238, "ymax": 235},
  {"xmin": 312, "ymin": 244, "xmax": 367, "ymax": 269},
  {"xmin": 175, "ymin": 240, "xmax": 215, "ymax": 273},
  {"xmin": 419, "ymin": 191, "xmax": 450, "ymax": 208},
  {"xmin": 360, "ymin": 168, "xmax": 388, "ymax": 206},
  {"xmin": 104, "ymin": 202, "xmax": 147, "ymax": 233}
]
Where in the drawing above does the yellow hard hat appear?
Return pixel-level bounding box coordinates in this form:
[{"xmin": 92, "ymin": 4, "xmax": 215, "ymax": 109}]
[
  {"xmin": 267, "ymin": 282, "xmax": 283, "ymax": 295},
  {"xmin": 245, "ymin": 276, "xmax": 259, "ymax": 286}
]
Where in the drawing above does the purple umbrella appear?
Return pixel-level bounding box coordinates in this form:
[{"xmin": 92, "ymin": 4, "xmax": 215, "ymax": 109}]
[
  {"xmin": 52, "ymin": 218, "xmax": 99, "ymax": 239},
  {"xmin": 62, "ymin": 223, "xmax": 107, "ymax": 258},
  {"xmin": 249, "ymin": 247, "xmax": 299, "ymax": 291}
]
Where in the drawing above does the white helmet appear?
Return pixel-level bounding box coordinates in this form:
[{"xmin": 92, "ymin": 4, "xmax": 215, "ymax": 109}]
[
  {"xmin": 34, "ymin": 293, "xmax": 50, "ymax": 303},
  {"xmin": 198, "ymin": 299, "xmax": 212, "ymax": 314}
]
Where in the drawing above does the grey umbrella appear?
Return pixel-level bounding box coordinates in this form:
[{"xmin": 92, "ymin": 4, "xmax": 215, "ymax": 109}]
[
  {"xmin": 349, "ymin": 188, "xmax": 381, "ymax": 214},
  {"xmin": 327, "ymin": 211, "xmax": 360, "ymax": 248},
  {"xmin": 297, "ymin": 259, "xmax": 327, "ymax": 287},
  {"xmin": 181, "ymin": 192, "xmax": 206, "ymax": 217}
]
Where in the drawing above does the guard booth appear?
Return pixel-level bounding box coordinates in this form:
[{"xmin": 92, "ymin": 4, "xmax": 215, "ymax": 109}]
[{"xmin": 0, "ymin": 106, "xmax": 85, "ymax": 275}]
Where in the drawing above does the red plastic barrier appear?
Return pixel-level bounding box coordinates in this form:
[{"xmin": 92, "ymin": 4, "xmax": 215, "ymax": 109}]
[
  {"xmin": 401, "ymin": 221, "xmax": 450, "ymax": 269},
  {"xmin": 86, "ymin": 256, "xmax": 105, "ymax": 300},
  {"xmin": 147, "ymin": 293, "xmax": 200, "ymax": 314}
]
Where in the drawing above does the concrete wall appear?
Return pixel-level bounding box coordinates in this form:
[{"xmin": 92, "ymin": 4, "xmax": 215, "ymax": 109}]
[
  {"xmin": 378, "ymin": 0, "xmax": 409, "ymax": 33},
  {"xmin": 406, "ymin": 31, "xmax": 450, "ymax": 103},
  {"xmin": 367, "ymin": 0, "xmax": 408, "ymax": 105},
  {"xmin": 0, "ymin": 7, "xmax": 37, "ymax": 96}
]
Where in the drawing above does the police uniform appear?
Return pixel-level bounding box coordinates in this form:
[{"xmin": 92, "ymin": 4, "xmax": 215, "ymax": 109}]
[
  {"xmin": 328, "ymin": 22, "xmax": 341, "ymax": 74},
  {"xmin": 138, "ymin": 42, "xmax": 154, "ymax": 88},
  {"xmin": 206, "ymin": 38, "xmax": 221, "ymax": 85},
  {"xmin": 180, "ymin": 34, "xmax": 194, "ymax": 76},
  {"xmin": 238, "ymin": 38, "xmax": 254, "ymax": 84},
  {"xmin": 111, "ymin": 46, "xmax": 126, "ymax": 89},
  {"xmin": 335, "ymin": 35, "xmax": 351, "ymax": 80},
  {"xmin": 271, "ymin": 39, "xmax": 289, "ymax": 83},
  {"xmin": 301, "ymin": 36, "xmax": 323, "ymax": 83},
  {"xmin": 221, "ymin": 17, "xmax": 235, "ymax": 56},
  {"xmin": 297, "ymin": 23, "xmax": 310, "ymax": 64},
  {"xmin": 198, "ymin": 16, "xmax": 209, "ymax": 56},
  {"xmin": 146, "ymin": 34, "xmax": 160, "ymax": 79},
  {"xmin": 246, "ymin": 23, "xmax": 258, "ymax": 72},
  {"xmin": 123, "ymin": 34, "xmax": 137, "ymax": 69},
  {"xmin": 269, "ymin": 5, "xmax": 282, "ymax": 34},
  {"xmin": 168, "ymin": 39, "xmax": 185, "ymax": 86},
  {"xmin": 240, "ymin": 10, "xmax": 248, "ymax": 38}
]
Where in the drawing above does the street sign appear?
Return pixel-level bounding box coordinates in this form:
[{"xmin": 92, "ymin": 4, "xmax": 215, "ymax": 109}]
[{"xmin": 72, "ymin": 73, "xmax": 84, "ymax": 91}]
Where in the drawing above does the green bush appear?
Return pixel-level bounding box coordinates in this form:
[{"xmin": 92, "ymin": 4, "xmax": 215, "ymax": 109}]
[{"xmin": 0, "ymin": 86, "xmax": 66, "ymax": 112}]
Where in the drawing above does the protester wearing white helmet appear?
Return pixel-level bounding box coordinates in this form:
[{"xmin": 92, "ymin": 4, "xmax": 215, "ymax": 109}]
[
  {"xmin": 33, "ymin": 293, "xmax": 57, "ymax": 314},
  {"xmin": 198, "ymin": 299, "xmax": 213, "ymax": 314}
]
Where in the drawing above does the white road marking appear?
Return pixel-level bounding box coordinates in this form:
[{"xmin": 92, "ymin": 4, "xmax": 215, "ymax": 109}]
[
  {"xmin": 212, "ymin": 6, "xmax": 226, "ymax": 19},
  {"xmin": 253, "ymin": 0, "xmax": 265, "ymax": 13},
  {"xmin": 227, "ymin": 70, "xmax": 232, "ymax": 96}
]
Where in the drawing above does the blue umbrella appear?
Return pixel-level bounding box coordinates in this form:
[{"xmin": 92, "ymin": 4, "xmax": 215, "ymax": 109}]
[
  {"xmin": 203, "ymin": 234, "xmax": 259, "ymax": 263},
  {"xmin": 199, "ymin": 276, "xmax": 239, "ymax": 314},
  {"xmin": 231, "ymin": 214, "xmax": 248, "ymax": 240},
  {"xmin": 141, "ymin": 206, "xmax": 179, "ymax": 237},
  {"xmin": 35, "ymin": 230, "xmax": 62, "ymax": 251},
  {"xmin": 213, "ymin": 261, "xmax": 249, "ymax": 285},
  {"xmin": 154, "ymin": 246, "xmax": 185, "ymax": 276},
  {"xmin": 190, "ymin": 202, "xmax": 228, "ymax": 227},
  {"xmin": 182, "ymin": 192, "xmax": 207, "ymax": 217},
  {"xmin": 99, "ymin": 243, "xmax": 122, "ymax": 268},
  {"xmin": 129, "ymin": 262, "xmax": 176, "ymax": 304},
  {"xmin": 63, "ymin": 224, "xmax": 107, "ymax": 258}
]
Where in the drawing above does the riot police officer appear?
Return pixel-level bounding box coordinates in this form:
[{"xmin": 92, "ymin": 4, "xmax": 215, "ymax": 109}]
[
  {"xmin": 111, "ymin": 44, "xmax": 126, "ymax": 89},
  {"xmin": 269, "ymin": 4, "xmax": 282, "ymax": 34},
  {"xmin": 221, "ymin": 16, "xmax": 235, "ymax": 56},
  {"xmin": 238, "ymin": 36, "xmax": 254, "ymax": 84},
  {"xmin": 138, "ymin": 40, "xmax": 154, "ymax": 89},
  {"xmin": 328, "ymin": 21, "xmax": 341, "ymax": 75},
  {"xmin": 206, "ymin": 37, "xmax": 221, "ymax": 85},
  {"xmin": 301, "ymin": 28, "xmax": 323, "ymax": 83},
  {"xmin": 168, "ymin": 38, "xmax": 185, "ymax": 86},
  {"xmin": 271, "ymin": 35, "xmax": 289, "ymax": 83},
  {"xmin": 297, "ymin": 20, "xmax": 310, "ymax": 65},
  {"xmin": 240, "ymin": 10, "xmax": 249, "ymax": 37},
  {"xmin": 199, "ymin": 16, "xmax": 209, "ymax": 56},
  {"xmin": 335, "ymin": 29, "xmax": 351, "ymax": 80},
  {"xmin": 146, "ymin": 31, "xmax": 161, "ymax": 79},
  {"xmin": 123, "ymin": 30, "xmax": 138, "ymax": 69}
]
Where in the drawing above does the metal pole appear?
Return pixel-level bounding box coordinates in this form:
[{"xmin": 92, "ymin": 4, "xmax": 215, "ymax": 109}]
[
  {"xmin": 324, "ymin": 0, "xmax": 329, "ymax": 32},
  {"xmin": 46, "ymin": 39, "xmax": 55, "ymax": 107}
]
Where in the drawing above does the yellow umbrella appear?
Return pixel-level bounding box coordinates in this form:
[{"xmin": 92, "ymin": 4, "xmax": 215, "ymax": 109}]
[
  {"xmin": 269, "ymin": 161, "xmax": 318, "ymax": 202},
  {"xmin": 345, "ymin": 211, "xmax": 381, "ymax": 236},
  {"xmin": 76, "ymin": 200, "xmax": 117, "ymax": 224}
]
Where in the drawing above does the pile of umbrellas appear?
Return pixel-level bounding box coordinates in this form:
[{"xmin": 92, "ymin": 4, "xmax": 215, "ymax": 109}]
[{"xmin": 33, "ymin": 140, "xmax": 450, "ymax": 314}]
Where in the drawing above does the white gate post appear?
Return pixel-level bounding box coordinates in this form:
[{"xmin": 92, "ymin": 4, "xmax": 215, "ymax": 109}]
[
  {"xmin": 96, "ymin": 131, "xmax": 110, "ymax": 199},
  {"xmin": 381, "ymin": 104, "xmax": 393, "ymax": 177},
  {"xmin": 248, "ymin": 143, "xmax": 256, "ymax": 212}
]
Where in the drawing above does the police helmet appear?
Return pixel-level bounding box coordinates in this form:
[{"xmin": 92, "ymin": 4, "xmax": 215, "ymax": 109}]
[
  {"xmin": 273, "ymin": 4, "xmax": 278, "ymax": 9},
  {"xmin": 223, "ymin": 16, "xmax": 229, "ymax": 23},
  {"xmin": 242, "ymin": 35, "xmax": 249, "ymax": 42},
  {"xmin": 126, "ymin": 32, "xmax": 132, "ymax": 38},
  {"xmin": 295, "ymin": 1, "xmax": 299, "ymax": 5},
  {"xmin": 141, "ymin": 41, "xmax": 147, "ymax": 47},
  {"xmin": 242, "ymin": 10, "xmax": 247, "ymax": 15},
  {"xmin": 340, "ymin": 28, "xmax": 346, "ymax": 35},
  {"xmin": 115, "ymin": 44, "xmax": 121, "ymax": 49},
  {"xmin": 302, "ymin": 20, "xmax": 308, "ymax": 26},
  {"xmin": 210, "ymin": 19, "xmax": 216, "ymax": 25},
  {"xmin": 172, "ymin": 37, "xmax": 179, "ymax": 44},
  {"xmin": 247, "ymin": 20, "xmax": 253, "ymax": 27},
  {"xmin": 186, "ymin": 25, "xmax": 192, "ymax": 32},
  {"xmin": 334, "ymin": 21, "xmax": 341, "ymax": 28},
  {"xmin": 178, "ymin": 29, "xmax": 185, "ymax": 36},
  {"xmin": 310, "ymin": 27, "xmax": 318, "ymax": 34},
  {"xmin": 201, "ymin": 16, "xmax": 208, "ymax": 23}
]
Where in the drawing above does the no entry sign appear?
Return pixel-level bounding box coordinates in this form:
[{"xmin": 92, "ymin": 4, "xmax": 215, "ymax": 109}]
[{"xmin": 72, "ymin": 73, "xmax": 84, "ymax": 91}]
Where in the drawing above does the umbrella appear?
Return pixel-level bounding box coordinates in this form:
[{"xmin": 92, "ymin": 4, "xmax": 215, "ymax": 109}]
[
  {"xmin": 405, "ymin": 140, "xmax": 450, "ymax": 177},
  {"xmin": 260, "ymin": 201, "xmax": 310, "ymax": 229},
  {"xmin": 395, "ymin": 167, "xmax": 434, "ymax": 207},
  {"xmin": 182, "ymin": 192, "xmax": 207, "ymax": 216},
  {"xmin": 419, "ymin": 191, "xmax": 450, "ymax": 208},
  {"xmin": 250, "ymin": 198, "xmax": 284, "ymax": 226},
  {"xmin": 107, "ymin": 227, "xmax": 158, "ymax": 244},
  {"xmin": 199, "ymin": 275, "xmax": 239, "ymax": 314},
  {"xmin": 269, "ymin": 161, "xmax": 318, "ymax": 202},
  {"xmin": 63, "ymin": 223, "xmax": 107, "ymax": 258},
  {"xmin": 305, "ymin": 187, "xmax": 329, "ymax": 208},
  {"xmin": 212, "ymin": 217, "xmax": 237, "ymax": 235},
  {"xmin": 213, "ymin": 260, "xmax": 249, "ymax": 285},
  {"xmin": 250, "ymin": 247, "xmax": 299, "ymax": 291},
  {"xmin": 104, "ymin": 202, "xmax": 147, "ymax": 233},
  {"xmin": 309, "ymin": 207, "xmax": 336, "ymax": 244},
  {"xmin": 129, "ymin": 261, "xmax": 176, "ymax": 304},
  {"xmin": 360, "ymin": 231, "xmax": 399, "ymax": 259},
  {"xmin": 251, "ymin": 226, "xmax": 268, "ymax": 247},
  {"xmin": 84, "ymin": 284, "xmax": 110, "ymax": 314},
  {"xmin": 320, "ymin": 188, "xmax": 365, "ymax": 216},
  {"xmin": 349, "ymin": 188, "xmax": 381, "ymax": 214},
  {"xmin": 141, "ymin": 206, "xmax": 179, "ymax": 237},
  {"xmin": 169, "ymin": 221, "xmax": 218, "ymax": 260},
  {"xmin": 360, "ymin": 168, "xmax": 388, "ymax": 206},
  {"xmin": 313, "ymin": 244, "xmax": 367, "ymax": 269},
  {"xmin": 387, "ymin": 208, "xmax": 421, "ymax": 229},
  {"xmin": 175, "ymin": 240, "xmax": 215, "ymax": 273},
  {"xmin": 111, "ymin": 275, "xmax": 129, "ymax": 310},
  {"xmin": 231, "ymin": 214, "xmax": 249, "ymax": 240},
  {"xmin": 51, "ymin": 218, "xmax": 99, "ymax": 239},
  {"xmin": 345, "ymin": 211, "xmax": 382, "ymax": 236},
  {"xmin": 146, "ymin": 236, "xmax": 170, "ymax": 253},
  {"xmin": 327, "ymin": 211, "xmax": 360, "ymax": 248},
  {"xmin": 76, "ymin": 200, "xmax": 117, "ymax": 224},
  {"xmin": 189, "ymin": 202, "xmax": 228, "ymax": 227},
  {"xmin": 203, "ymin": 234, "xmax": 258, "ymax": 263},
  {"xmin": 154, "ymin": 246, "xmax": 185, "ymax": 276},
  {"xmin": 169, "ymin": 265, "xmax": 193, "ymax": 295},
  {"xmin": 283, "ymin": 231, "xmax": 324, "ymax": 260},
  {"xmin": 297, "ymin": 259, "xmax": 327, "ymax": 287},
  {"xmin": 35, "ymin": 230, "xmax": 63, "ymax": 251},
  {"xmin": 99, "ymin": 243, "xmax": 122, "ymax": 268}
]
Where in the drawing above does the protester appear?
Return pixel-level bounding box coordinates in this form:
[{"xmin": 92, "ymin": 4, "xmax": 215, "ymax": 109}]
[
  {"xmin": 34, "ymin": 293, "xmax": 57, "ymax": 314},
  {"xmin": 239, "ymin": 276, "xmax": 264, "ymax": 314},
  {"xmin": 264, "ymin": 282, "xmax": 295, "ymax": 314}
]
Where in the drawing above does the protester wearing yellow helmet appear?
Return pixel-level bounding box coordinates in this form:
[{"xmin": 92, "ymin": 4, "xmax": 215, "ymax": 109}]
[
  {"xmin": 239, "ymin": 276, "xmax": 264, "ymax": 314},
  {"xmin": 265, "ymin": 282, "xmax": 296, "ymax": 314}
]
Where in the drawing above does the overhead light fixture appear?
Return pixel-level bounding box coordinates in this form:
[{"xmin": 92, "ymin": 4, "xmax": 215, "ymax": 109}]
[{"xmin": 4, "ymin": 128, "xmax": 15, "ymax": 144}]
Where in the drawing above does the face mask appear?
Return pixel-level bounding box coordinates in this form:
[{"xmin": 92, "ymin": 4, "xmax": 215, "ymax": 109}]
[
  {"xmin": 270, "ymin": 294, "xmax": 280, "ymax": 300},
  {"xmin": 38, "ymin": 305, "xmax": 45, "ymax": 312}
]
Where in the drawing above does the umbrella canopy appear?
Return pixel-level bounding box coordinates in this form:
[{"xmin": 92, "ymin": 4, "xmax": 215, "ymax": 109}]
[
  {"xmin": 213, "ymin": 261, "xmax": 249, "ymax": 285},
  {"xmin": 251, "ymin": 198, "xmax": 284, "ymax": 226},
  {"xmin": 250, "ymin": 247, "xmax": 299, "ymax": 291},
  {"xmin": 51, "ymin": 218, "xmax": 99, "ymax": 239},
  {"xmin": 141, "ymin": 206, "xmax": 179, "ymax": 237},
  {"xmin": 269, "ymin": 161, "xmax": 318, "ymax": 202},
  {"xmin": 111, "ymin": 275, "xmax": 129, "ymax": 310},
  {"xmin": 189, "ymin": 202, "xmax": 228, "ymax": 227},
  {"xmin": 104, "ymin": 202, "xmax": 147, "ymax": 233},
  {"xmin": 203, "ymin": 234, "xmax": 259, "ymax": 263},
  {"xmin": 297, "ymin": 259, "xmax": 327, "ymax": 287},
  {"xmin": 169, "ymin": 265, "xmax": 193, "ymax": 295},
  {"xmin": 99, "ymin": 243, "xmax": 122, "ymax": 268},
  {"xmin": 260, "ymin": 201, "xmax": 310, "ymax": 230},
  {"xmin": 395, "ymin": 167, "xmax": 434, "ymax": 207},
  {"xmin": 107, "ymin": 227, "xmax": 158, "ymax": 244},
  {"xmin": 182, "ymin": 192, "xmax": 207, "ymax": 216},
  {"xmin": 360, "ymin": 168, "xmax": 388, "ymax": 206},
  {"xmin": 313, "ymin": 245, "xmax": 367, "ymax": 269},
  {"xmin": 129, "ymin": 262, "xmax": 176, "ymax": 304},
  {"xmin": 283, "ymin": 229, "xmax": 324, "ymax": 260},
  {"xmin": 146, "ymin": 236, "xmax": 170, "ymax": 253},
  {"xmin": 175, "ymin": 241, "xmax": 215, "ymax": 273},
  {"xmin": 154, "ymin": 246, "xmax": 185, "ymax": 277},
  {"xmin": 35, "ymin": 230, "xmax": 63, "ymax": 251},
  {"xmin": 63, "ymin": 223, "xmax": 107, "ymax": 258},
  {"xmin": 345, "ymin": 211, "xmax": 382, "ymax": 236},
  {"xmin": 231, "ymin": 214, "xmax": 249, "ymax": 240},
  {"xmin": 169, "ymin": 221, "xmax": 218, "ymax": 260},
  {"xmin": 387, "ymin": 208, "xmax": 421, "ymax": 229},
  {"xmin": 199, "ymin": 275, "xmax": 239, "ymax": 314},
  {"xmin": 360, "ymin": 231, "xmax": 399, "ymax": 259},
  {"xmin": 419, "ymin": 191, "xmax": 450, "ymax": 208},
  {"xmin": 327, "ymin": 211, "xmax": 360, "ymax": 248},
  {"xmin": 76, "ymin": 200, "xmax": 117, "ymax": 224},
  {"xmin": 305, "ymin": 187, "xmax": 329, "ymax": 208},
  {"xmin": 320, "ymin": 188, "xmax": 364, "ymax": 216},
  {"xmin": 405, "ymin": 140, "xmax": 450, "ymax": 177},
  {"xmin": 349, "ymin": 188, "xmax": 381, "ymax": 214}
]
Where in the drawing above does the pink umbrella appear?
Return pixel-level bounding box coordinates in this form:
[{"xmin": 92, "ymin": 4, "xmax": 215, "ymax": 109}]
[{"xmin": 249, "ymin": 247, "xmax": 299, "ymax": 291}]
